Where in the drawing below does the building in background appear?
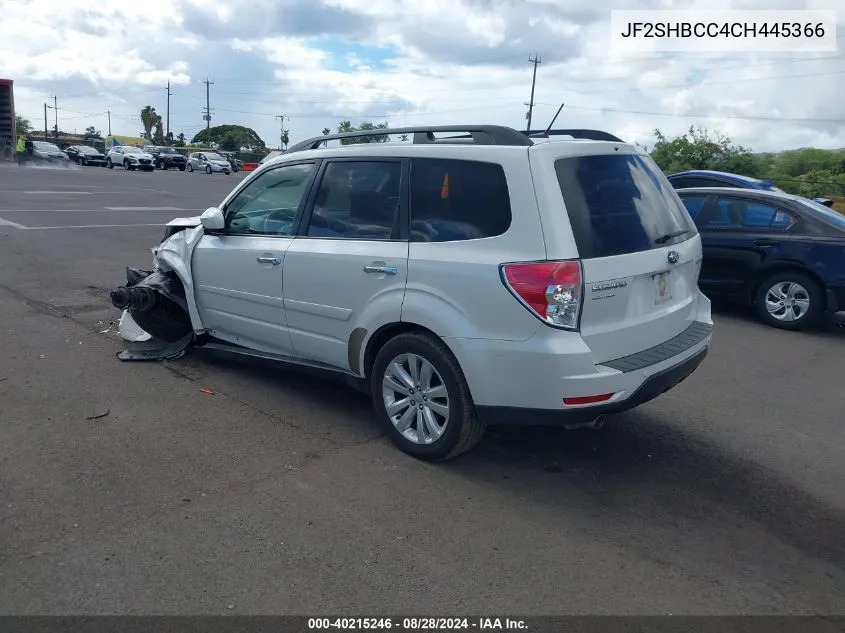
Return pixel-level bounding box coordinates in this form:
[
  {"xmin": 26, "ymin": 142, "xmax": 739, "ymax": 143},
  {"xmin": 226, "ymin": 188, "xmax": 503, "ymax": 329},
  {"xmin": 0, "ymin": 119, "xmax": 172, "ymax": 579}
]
[{"xmin": 0, "ymin": 78, "xmax": 15, "ymax": 161}]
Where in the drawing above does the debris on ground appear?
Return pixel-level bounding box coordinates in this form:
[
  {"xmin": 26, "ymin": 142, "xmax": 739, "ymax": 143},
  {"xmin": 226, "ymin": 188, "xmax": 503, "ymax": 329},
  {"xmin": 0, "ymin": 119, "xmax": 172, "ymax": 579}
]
[
  {"xmin": 200, "ymin": 388, "xmax": 214, "ymax": 396},
  {"xmin": 85, "ymin": 409, "xmax": 110, "ymax": 421}
]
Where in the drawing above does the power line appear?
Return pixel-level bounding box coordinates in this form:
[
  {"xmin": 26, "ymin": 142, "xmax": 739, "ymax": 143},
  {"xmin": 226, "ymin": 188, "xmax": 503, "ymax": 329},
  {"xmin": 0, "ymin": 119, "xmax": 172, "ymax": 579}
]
[{"xmin": 535, "ymin": 103, "xmax": 845, "ymax": 124}]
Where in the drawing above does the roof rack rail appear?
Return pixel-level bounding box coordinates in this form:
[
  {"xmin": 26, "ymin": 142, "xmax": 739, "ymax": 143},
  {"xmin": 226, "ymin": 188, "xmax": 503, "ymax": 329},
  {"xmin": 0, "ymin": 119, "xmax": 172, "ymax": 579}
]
[
  {"xmin": 521, "ymin": 128, "xmax": 624, "ymax": 143},
  {"xmin": 286, "ymin": 125, "xmax": 534, "ymax": 153}
]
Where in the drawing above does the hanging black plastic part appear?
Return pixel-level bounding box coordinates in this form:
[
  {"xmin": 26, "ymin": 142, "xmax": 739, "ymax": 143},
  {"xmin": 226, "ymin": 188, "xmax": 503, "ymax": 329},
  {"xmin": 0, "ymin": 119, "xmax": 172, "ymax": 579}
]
[
  {"xmin": 110, "ymin": 267, "xmax": 194, "ymax": 352},
  {"xmin": 116, "ymin": 332, "xmax": 194, "ymax": 362}
]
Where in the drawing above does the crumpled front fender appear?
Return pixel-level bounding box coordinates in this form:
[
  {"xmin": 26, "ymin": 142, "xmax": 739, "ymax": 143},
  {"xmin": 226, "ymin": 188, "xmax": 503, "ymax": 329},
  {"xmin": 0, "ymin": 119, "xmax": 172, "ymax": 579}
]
[{"xmin": 154, "ymin": 224, "xmax": 205, "ymax": 331}]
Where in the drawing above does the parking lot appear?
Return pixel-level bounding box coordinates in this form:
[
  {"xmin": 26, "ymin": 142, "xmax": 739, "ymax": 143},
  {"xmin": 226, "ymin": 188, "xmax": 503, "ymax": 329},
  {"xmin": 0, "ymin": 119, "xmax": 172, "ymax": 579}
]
[{"xmin": 0, "ymin": 163, "xmax": 843, "ymax": 615}]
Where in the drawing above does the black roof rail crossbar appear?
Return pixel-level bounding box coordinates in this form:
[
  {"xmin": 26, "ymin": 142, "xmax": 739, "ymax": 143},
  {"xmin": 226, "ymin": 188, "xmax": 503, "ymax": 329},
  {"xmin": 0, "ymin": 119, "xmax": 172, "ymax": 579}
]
[
  {"xmin": 286, "ymin": 125, "xmax": 534, "ymax": 153},
  {"xmin": 521, "ymin": 128, "xmax": 624, "ymax": 143}
]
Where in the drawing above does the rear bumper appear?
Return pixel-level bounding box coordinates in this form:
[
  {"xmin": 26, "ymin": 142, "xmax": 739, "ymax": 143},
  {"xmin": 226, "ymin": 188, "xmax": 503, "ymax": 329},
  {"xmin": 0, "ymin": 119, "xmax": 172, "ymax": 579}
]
[
  {"xmin": 478, "ymin": 346, "xmax": 708, "ymax": 426},
  {"xmin": 450, "ymin": 294, "xmax": 713, "ymax": 425}
]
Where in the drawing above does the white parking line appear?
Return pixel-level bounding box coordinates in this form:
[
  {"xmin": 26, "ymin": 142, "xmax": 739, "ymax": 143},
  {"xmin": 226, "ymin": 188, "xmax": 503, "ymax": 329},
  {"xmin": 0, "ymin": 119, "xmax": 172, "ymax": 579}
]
[
  {"xmin": 0, "ymin": 217, "xmax": 26, "ymax": 229},
  {"xmin": 105, "ymin": 207, "xmax": 193, "ymax": 211},
  {"xmin": 22, "ymin": 223, "xmax": 166, "ymax": 230},
  {"xmin": 24, "ymin": 191, "xmax": 92, "ymax": 195}
]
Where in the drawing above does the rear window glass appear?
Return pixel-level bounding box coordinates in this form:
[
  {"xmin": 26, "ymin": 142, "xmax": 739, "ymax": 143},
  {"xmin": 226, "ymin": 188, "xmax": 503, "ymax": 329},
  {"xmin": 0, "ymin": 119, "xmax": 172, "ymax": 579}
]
[
  {"xmin": 410, "ymin": 158, "xmax": 511, "ymax": 242},
  {"xmin": 555, "ymin": 154, "xmax": 696, "ymax": 259},
  {"xmin": 795, "ymin": 198, "xmax": 845, "ymax": 229}
]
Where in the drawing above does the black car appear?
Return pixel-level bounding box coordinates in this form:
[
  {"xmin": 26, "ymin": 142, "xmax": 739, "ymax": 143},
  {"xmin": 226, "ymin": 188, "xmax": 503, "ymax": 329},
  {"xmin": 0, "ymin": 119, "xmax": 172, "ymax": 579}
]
[
  {"xmin": 143, "ymin": 146, "xmax": 187, "ymax": 171},
  {"xmin": 219, "ymin": 151, "xmax": 243, "ymax": 172},
  {"xmin": 64, "ymin": 145, "xmax": 107, "ymax": 166},
  {"xmin": 677, "ymin": 187, "xmax": 845, "ymax": 330}
]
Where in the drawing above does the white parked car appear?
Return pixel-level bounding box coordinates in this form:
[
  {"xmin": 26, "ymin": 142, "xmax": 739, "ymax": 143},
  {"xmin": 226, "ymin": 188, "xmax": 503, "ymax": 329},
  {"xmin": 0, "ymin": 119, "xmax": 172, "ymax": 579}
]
[
  {"xmin": 186, "ymin": 151, "xmax": 231, "ymax": 174},
  {"xmin": 110, "ymin": 124, "xmax": 713, "ymax": 461},
  {"xmin": 106, "ymin": 145, "xmax": 155, "ymax": 171}
]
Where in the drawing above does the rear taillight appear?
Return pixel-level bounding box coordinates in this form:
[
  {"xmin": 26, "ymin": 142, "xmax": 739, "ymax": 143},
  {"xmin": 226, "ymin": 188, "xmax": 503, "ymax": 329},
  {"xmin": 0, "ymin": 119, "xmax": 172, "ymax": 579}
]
[{"xmin": 500, "ymin": 260, "xmax": 583, "ymax": 330}]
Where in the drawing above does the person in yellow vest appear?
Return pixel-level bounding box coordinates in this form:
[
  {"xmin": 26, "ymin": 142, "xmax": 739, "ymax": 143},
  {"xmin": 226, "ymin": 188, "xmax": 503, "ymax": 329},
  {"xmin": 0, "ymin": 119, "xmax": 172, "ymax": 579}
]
[{"xmin": 16, "ymin": 134, "xmax": 28, "ymax": 166}]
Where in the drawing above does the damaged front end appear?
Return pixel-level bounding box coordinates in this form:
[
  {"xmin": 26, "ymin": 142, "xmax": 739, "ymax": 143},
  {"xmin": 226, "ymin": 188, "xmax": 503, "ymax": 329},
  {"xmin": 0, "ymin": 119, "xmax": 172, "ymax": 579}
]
[
  {"xmin": 109, "ymin": 216, "xmax": 206, "ymax": 361},
  {"xmin": 110, "ymin": 267, "xmax": 193, "ymax": 343}
]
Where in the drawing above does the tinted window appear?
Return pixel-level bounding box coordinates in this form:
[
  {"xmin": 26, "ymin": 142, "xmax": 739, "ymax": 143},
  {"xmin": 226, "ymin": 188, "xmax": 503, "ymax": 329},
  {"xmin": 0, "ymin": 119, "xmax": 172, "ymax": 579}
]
[
  {"xmin": 306, "ymin": 161, "xmax": 401, "ymax": 240},
  {"xmin": 409, "ymin": 158, "xmax": 511, "ymax": 242},
  {"xmin": 680, "ymin": 195, "xmax": 708, "ymax": 219},
  {"xmin": 555, "ymin": 154, "xmax": 696, "ymax": 258},
  {"xmin": 794, "ymin": 198, "xmax": 845, "ymax": 229},
  {"xmin": 225, "ymin": 163, "xmax": 316, "ymax": 236},
  {"xmin": 697, "ymin": 197, "xmax": 796, "ymax": 230}
]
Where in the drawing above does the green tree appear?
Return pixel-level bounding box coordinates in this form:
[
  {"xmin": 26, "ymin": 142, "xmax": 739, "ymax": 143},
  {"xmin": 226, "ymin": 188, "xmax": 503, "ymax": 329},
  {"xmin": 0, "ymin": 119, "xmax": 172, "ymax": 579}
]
[
  {"xmin": 191, "ymin": 124, "xmax": 266, "ymax": 151},
  {"xmin": 175, "ymin": 132, "xmax": 186, "ymax": 147},
  {"xmin": 140, "ymin": 106, "xmax": 161, "ymax": 141},
  {"xmin": 649, "ymin": 126, "xmax": 761, "ymax": 176},
  {"xmin": 322, "ymin": 127, "xmax": 331, "ymax": 135},
  {"xmin": 83, "ymin": 125, "xmax": 101, "ymax": 140},
  {"xmin": 153, "ymin": 120, "xmax": 165, "ymax": 145},
  {"xmin": 281, "ymin": 129, "xmax": 289, "ymax": 150},
  {"xmin": 15, "ymin": 114, "xmax": 33, "ymax": 135},
  {"xmin": 336, "ymin": 120, "xmax": 390, "ymax": 144}
]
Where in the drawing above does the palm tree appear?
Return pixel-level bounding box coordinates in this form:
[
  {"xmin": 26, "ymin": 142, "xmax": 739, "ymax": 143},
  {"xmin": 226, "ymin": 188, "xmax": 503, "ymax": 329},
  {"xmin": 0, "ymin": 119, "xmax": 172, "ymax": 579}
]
[
  {"xmin": 322, "ymin": 127, "xmax": 331, "ymax": 135},
  {"xmin": 281, "ymin": 130, "xmax": 289, "ymax": 150},
  {"xmin": 140, "ymin": 106, "xmax": 161, "ymax": 141}
]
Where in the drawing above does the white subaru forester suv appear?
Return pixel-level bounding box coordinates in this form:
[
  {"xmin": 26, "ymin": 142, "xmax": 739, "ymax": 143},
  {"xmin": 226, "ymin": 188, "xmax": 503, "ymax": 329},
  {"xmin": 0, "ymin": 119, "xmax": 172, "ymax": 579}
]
[{"xmin": 111, "ymin": 125, "xmax": 713, "ymax": 461}]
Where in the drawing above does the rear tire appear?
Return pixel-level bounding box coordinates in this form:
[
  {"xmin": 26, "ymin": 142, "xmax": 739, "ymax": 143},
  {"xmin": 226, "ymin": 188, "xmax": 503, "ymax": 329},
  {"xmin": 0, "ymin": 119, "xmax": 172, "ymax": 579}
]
[
  {"xmin": 205, "ymin": 165, "xmax": 212, "ymax": 174},
  {"xmin": 107, "ymin": 159, "xmax": 114, "ymax": 169},
  {"xmin": 370, "ymin": 332, "xmax": 486, "ymax": 462},
  {"xmin": 187, "ymin": 164, "xmax": 193, "ymax": 172},
  {"xmin": 753, "ymin": 271, "xmax": 824, "ymax": 331},
  {"xmin": 179, "ymin": 166, "xmax": 186, "ymax": 171}
]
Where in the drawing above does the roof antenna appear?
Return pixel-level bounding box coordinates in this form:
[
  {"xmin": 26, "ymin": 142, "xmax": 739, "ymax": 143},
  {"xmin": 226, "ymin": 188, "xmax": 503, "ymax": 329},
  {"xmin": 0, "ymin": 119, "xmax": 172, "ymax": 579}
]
[{"xmin": 543, "ymin": 102, "xmax": 564, "ymax": 137}]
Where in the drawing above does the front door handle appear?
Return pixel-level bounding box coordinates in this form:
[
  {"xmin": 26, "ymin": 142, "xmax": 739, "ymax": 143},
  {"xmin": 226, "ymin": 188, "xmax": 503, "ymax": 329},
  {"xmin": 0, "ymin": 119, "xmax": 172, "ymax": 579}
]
[
  {"xmin": 363, "ymin": 265, "xmax": 398, "ymax": 275},
  {"xmin": 754, "ymin": 238, "xmax": 780, "ymax": 246},
  {"xmin": 257, "ymin": 256, "xmax": 281, "ymax": 265}
]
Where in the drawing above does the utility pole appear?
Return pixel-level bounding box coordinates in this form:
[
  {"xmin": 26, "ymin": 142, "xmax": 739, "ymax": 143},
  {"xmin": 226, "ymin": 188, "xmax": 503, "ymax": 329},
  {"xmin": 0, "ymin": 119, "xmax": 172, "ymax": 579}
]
[
  {"xmin": 50, "ymin": 94, "xmax": 58, "ymax": 138},
  {"xmin": 275, "ymin": 114, "xmax": 285, "ymax": 150},
  {"xmin": 107, "ymin": 110, "xmax": 111, "ymax": 136},
  {"xmin": 44, "ymin": 103, "xmax": 48, "ymax": 141},
  {"xmin": 525, "ymin": 54, "xmax": 541, "ymax": 131},
  {"xmin": 203, "ymin": 78, "xmax": 214, "ymax": 135},
  {"xmin": 166, "ymin": 81, "xmax": 171, "ymax": 139}
]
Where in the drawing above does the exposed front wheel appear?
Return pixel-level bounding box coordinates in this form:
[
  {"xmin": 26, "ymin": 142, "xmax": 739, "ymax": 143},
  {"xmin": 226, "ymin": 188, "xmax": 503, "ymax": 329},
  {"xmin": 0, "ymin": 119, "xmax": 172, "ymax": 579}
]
[
  {"xmin": 205, "ymin": 165, "xmax": 212, "ymax": 174},
  {"xmin": 754, "ymin": 271, "xmax": 824, "ymax": 330},
  {"xmin": 370, "ymin": 332, "xmax": 486, "ymax": 462},
  {"xmin": 187, "ymin": 164, "xmax": 193, "ymax": 172},
  {"xmin": 107, "ymin": 159, "xmax": 114, "ymax": 169}
]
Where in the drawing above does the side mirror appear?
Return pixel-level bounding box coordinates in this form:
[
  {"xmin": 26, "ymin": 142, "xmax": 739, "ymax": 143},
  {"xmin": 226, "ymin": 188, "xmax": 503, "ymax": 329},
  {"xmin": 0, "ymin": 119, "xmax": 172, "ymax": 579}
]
[{"xmin": 200, "ymin": 206, "xmax": 225, "ymax": 231}]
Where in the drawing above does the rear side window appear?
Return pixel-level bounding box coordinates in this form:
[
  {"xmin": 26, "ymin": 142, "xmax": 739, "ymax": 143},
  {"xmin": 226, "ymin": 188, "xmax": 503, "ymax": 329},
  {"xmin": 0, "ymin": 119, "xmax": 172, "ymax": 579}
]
[
  {"xmin": 555, "ymin": 154, "xmax": 696, "ymax": 259},
  {"xmin": 410, "ymin": 158, "xmax": 511, "ymax": 242}
]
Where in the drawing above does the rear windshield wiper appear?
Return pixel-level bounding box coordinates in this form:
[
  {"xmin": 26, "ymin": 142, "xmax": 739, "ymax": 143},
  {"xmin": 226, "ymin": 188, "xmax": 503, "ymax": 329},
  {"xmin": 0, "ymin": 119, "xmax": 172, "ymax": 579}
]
[{"xmin": 654, "ymin": 229, "xmax": 693, "ymax": 245}]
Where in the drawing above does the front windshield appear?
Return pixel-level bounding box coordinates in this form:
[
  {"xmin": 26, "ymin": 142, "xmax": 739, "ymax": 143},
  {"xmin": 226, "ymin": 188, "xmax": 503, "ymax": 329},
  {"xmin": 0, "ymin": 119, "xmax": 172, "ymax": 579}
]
[
  {"xmin": 124, "ymin": 147, "xmax": 143, "ymax": 154},
  {"xmin": 206, "ymin": 153, "xmax": 226, "ymax": 161},
  {"xmin": 81, "ymin": 146, "xmax": 99, "ymax": 154},
  {"xmin": 34, "ymin": 142, "xmax": 59, "ymax": 152},
  {"xmin": 795, "ymin": 198, "xmax": 845, "ymax": 229}
]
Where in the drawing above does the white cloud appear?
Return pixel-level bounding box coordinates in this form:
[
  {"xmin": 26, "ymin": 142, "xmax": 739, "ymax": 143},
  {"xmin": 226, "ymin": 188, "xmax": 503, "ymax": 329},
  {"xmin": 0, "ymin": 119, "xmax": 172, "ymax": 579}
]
[{"xmin": 1, "ymin": 0, "xmax": 843, "ymax": 152}]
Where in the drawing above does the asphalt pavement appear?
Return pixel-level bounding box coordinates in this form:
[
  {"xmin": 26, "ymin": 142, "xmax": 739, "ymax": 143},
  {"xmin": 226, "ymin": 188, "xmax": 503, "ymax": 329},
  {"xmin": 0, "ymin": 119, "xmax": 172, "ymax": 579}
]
[{"xmin": 0, "ymin": 162, "xmax": 843, "ymax": 615}]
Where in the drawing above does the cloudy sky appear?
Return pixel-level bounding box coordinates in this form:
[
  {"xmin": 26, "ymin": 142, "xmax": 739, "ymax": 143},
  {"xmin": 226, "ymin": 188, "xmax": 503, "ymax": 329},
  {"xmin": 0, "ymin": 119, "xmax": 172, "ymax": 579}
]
[{"xmin": 1, "ymin": 0, "xmax": 843, "ymax": 152}]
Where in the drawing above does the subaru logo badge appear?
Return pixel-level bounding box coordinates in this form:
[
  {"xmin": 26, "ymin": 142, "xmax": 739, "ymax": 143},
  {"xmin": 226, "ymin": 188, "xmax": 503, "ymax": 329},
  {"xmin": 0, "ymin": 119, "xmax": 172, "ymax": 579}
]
[{"xmin": 667, "ymin": 250, "xmax": 680, "ymax": 264}]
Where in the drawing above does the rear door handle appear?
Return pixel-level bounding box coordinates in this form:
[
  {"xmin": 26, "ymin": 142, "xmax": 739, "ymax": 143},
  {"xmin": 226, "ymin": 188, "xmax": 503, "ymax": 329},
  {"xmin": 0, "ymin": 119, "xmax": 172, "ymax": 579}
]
[
  {"xmin": 754, "ymin": 238, "xmax": 780, "ymax": 246},
  {"xmin": 257, "ymin": 256, "xmax": 281, "ymax": 265},
  {"xmin": 363, "ymin": 265, "xmax": 398, "ymax": 275}
]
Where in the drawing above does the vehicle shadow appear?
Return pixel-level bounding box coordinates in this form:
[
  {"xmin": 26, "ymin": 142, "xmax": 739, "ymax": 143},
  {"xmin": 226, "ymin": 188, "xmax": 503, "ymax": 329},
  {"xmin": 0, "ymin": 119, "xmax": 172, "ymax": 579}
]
[
  {"xmin": 188, "ymin": 345, "xmax": 845, "ymax": 573},
  {"xmin": 710, "ymin": 300, "xmax": 845, "ymax": 340},
  {"xmin": 454, "ymin": 412, "xmax": 845, "ymax": 570}
]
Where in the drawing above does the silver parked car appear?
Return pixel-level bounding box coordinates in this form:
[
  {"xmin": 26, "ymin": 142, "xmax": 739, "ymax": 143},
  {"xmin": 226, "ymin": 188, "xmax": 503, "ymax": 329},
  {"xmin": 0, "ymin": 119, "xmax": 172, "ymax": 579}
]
[
  {"xmin": 110, "ymin": 124, "xmax": 712, "ymax": 462},
  {"xmin": 186, "ymin": 151, "xmax": 231, "ymax": 175},
  {"xmin": 106, "ymin": 146, "xmax": 155, "ymax": 171}
]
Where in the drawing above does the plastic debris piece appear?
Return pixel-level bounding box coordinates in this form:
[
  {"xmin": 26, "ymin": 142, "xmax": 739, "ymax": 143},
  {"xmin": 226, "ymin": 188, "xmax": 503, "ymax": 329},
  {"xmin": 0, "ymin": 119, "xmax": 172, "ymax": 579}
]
[
  {"xmin": 118, "ymin": 310, "xmax": 152, "ymax": 342},
  {"xmin": 200, "ymin": 388, "xmax": 214, "ymax": 396},
  {"xmin": 85, "ymin": 409, "xmax": 110, "ymax": 421}
]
